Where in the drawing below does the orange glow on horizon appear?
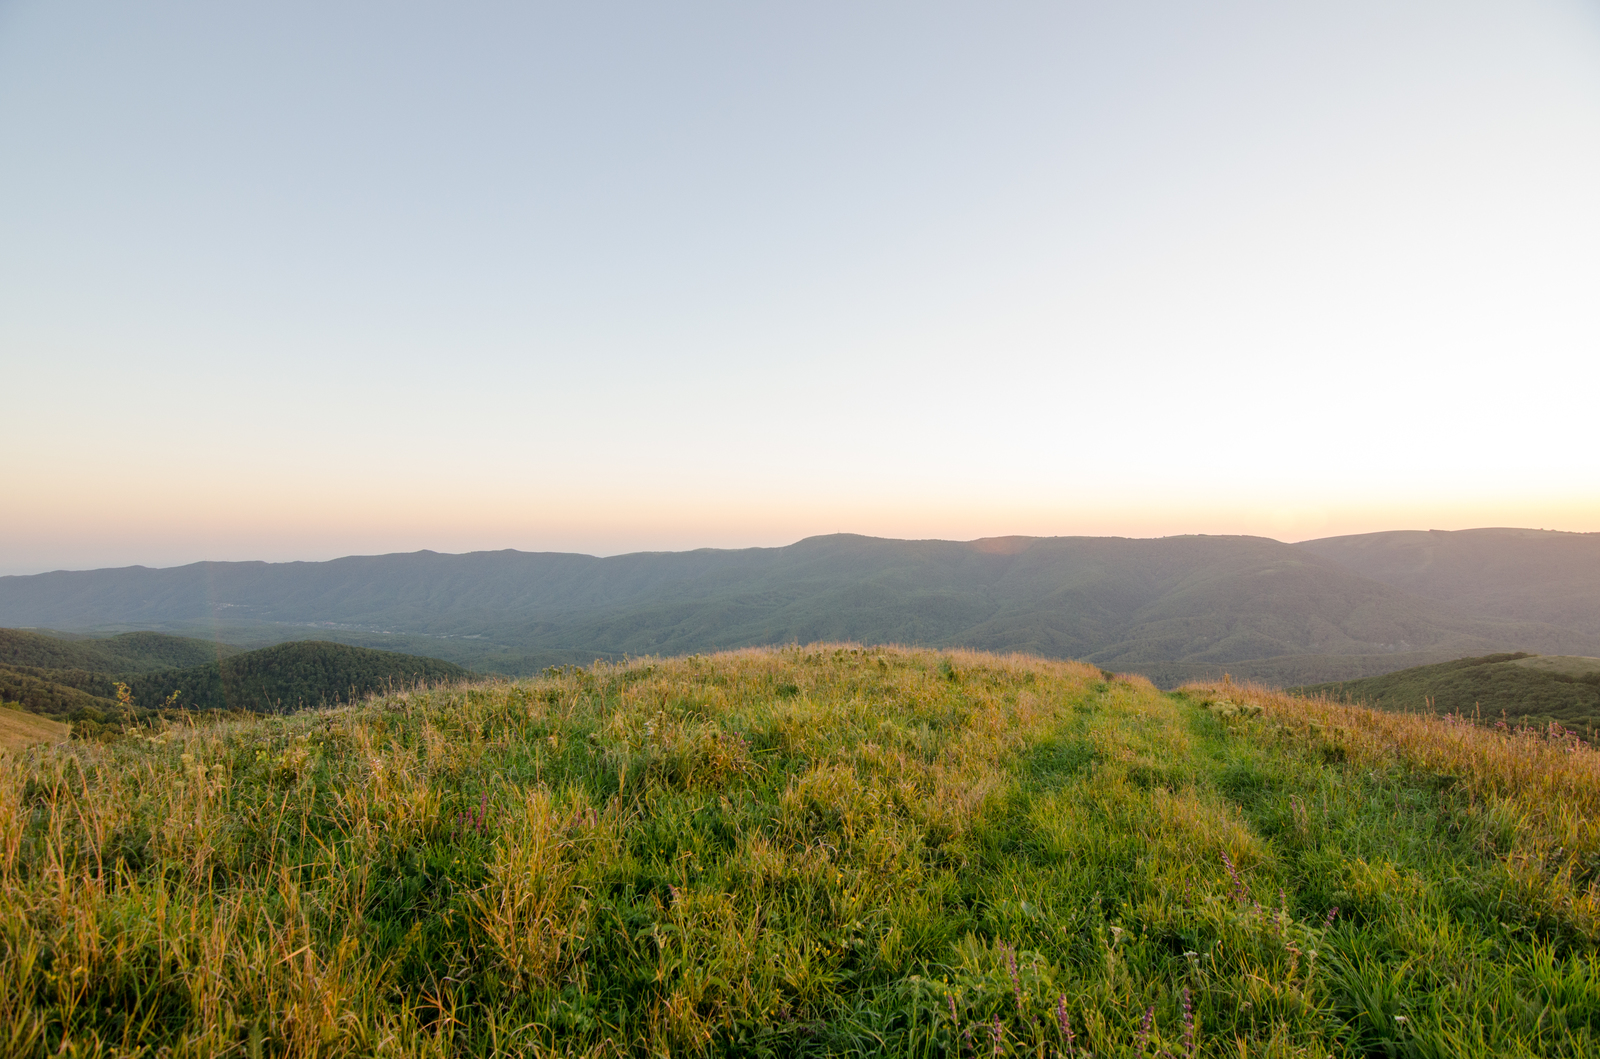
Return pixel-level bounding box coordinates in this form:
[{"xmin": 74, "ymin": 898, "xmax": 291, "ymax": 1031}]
[{"xmin": 4, "ymin": 472, "xmax": 1596, "ymax": 574}]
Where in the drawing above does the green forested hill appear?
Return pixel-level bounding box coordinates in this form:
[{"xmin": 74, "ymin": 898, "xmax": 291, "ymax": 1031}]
[
  {"xmin": 0, "ymin": 632, "xmax": 469, "ymax": 735},
  {"xmin": 0, "ymin": 628, "xmax": 241, "ymax": 727},
  {"xmin": 0, "ymin": 627, "xmax": 238, "ymax": 672},
  {"xmin": 128, "ymin": 640, "xmax": 469, "ymax": 712},
  {"xmin": 0, "ymin": 664, "xmax": 120, "ymax": 717},
  {"xmin": 1297, "ymin": 652, "xmax": 1600, "ymax": 735}
]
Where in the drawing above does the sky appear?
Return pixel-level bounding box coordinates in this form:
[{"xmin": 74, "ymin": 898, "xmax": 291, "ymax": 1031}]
[{"xmin": 2, "ymin": 1, "xmax": 1599, "ymax": 575}]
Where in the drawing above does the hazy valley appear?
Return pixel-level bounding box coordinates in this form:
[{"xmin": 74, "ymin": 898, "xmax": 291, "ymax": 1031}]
[{"xmin": 4, "ymin": 527, "xmax": 1597, "ymax": 687}]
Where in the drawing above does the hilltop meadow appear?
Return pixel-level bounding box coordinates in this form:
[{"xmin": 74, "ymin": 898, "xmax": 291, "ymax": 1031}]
[{"xmin": 3, "ymin": 645, "xmax": 1597, "ymax": 1057}]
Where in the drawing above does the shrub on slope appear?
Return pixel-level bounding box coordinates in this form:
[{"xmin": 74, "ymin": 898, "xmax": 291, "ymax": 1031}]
[{"xmin": 1, "ymin": 647, "xmax": 1596, "ymax": 1057}]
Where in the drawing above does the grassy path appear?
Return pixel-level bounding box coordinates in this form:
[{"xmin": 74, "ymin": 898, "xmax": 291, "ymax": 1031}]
[{"xmin": 1, "ymin": 646, "xmax": 1596, "ymax": 1056}]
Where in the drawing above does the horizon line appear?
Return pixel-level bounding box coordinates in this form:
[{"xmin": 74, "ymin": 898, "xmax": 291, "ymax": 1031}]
[{"xmin": 4, "ymin": 525, "xmax": 1589, "ymax": 578}]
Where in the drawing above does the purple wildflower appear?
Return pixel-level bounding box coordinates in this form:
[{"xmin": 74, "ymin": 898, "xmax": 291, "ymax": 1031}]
[
  {"xmin": 1135, "ymin": 1004, "xmax": 1154, "ymax": 1053},
  {"xmin": 1220, "ymin": 850, "xmax": 1248, "ymax": 906},
  {"xmin": 1324, "ymin": 906, "xmax": 1340, "ymax": 929},
  {"xmin": 1005, "ymin": 944, "xmax": 1023, "ymax": 1010},
  {"xmin": 1056, "ymin": 996, "xmax": 1075, "ymax": 1055},
  {"xmin": 1181, "ymin": 987, "xmax": 1195, "ymax": 1058}
]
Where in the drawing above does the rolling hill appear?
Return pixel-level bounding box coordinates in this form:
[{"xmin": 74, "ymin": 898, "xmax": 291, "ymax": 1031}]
[
  {"xmin": 0, "ymin": 665, "xmax": 121, "ymax": 718},
  {"xmin": 0, "ymin": 627, "xmax": 240, "ymax": 672},
  {"xmin": 0, "ymin": 702, "xmax": 70, "ymax": 750},
  {"xmin": 1298, "ymin": 652, "xmax": 1600, "ymax": 735},
  {"xmin": 3, "ymin": 646, "xmax": 1596, "ymax": 1055},
  {"xmin": 4, "ymin": 531, "xmax": 1598, "ymax": 685},
  {"xmin": 0, "ymin": 631, "xmax": 470, "ymax": 735},
  {"xmin": 0, "ymin": 628, "xmax": 246, "ymax": 723},
  {"xmin": 127, "ymin": 640, "xmax": 470, "ymax": 713}
]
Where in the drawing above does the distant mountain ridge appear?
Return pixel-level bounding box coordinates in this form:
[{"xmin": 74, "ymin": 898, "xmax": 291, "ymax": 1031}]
[
  {"xmin": 1298, "ymin": 527, "xmax": 1600, "ymax": 635},
  {"xmin": 3, "ymin": 529, "xmax": 1597, "ymax": 685}
]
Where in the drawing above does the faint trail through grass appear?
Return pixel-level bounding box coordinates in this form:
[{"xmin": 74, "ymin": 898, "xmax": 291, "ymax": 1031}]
[{"xmin": 1, "ymin": 646, "xmax": 1595, "ymax": 1056}]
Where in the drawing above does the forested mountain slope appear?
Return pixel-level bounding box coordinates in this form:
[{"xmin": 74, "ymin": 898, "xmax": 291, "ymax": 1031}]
[
  {"xmin": 128, "ymin": 640, "xmax": 469, "ymax": 713},
  {"xmin": 1296, "ymin": 527, "xmax": 1600, "ymax": 634},
  {"xmin": 0, "ymin": 634, "xmax": 468, "ymax": 735},
  {"xmin": 0, "ymin": 628, "xmax": 238, "ymax": 672},
  {"xmin": 5, "ymin": 532, "xmax": 1597, "ymax": 684}
]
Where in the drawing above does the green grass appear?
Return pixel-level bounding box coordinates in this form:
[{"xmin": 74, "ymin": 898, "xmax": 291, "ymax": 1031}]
[
  {"xmin": 1514, "ymin": 656, "xmax": 1600, "ymax": 680},
  {"xmin": 2, "ymin": 646, "xmax": 1597, "ymax": 1057},
  {"xmin": 1298, "ymin": 653, "xmax": 1600, "ymax": 738}
]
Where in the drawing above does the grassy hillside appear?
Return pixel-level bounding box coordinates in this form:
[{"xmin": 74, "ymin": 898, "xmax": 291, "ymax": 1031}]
[
  {"xmin": 0, "ymin": 702, "xmax": 69, "ymax": 750},
  {"xmin": 128, "ymin": 640, "xmax": 471, "ymax": 712},
  {"xmin": 3, "ymin": 646, "xmax": 1596, "ymax": 1057},
  {"xmin": 8, "ymin": 532, "xmax": 1595, "ymax": 684},
  {"xmin": 1516, "ymin": 655, "xmax": 1600, "ymax": 679},
  {"xmin": 1113, "ymin": 650, "xmax": 1498, "ymax": 690},
  {"xmin": 1299, "ymin": 653, "xmax": 1600, "ymax": 737}
]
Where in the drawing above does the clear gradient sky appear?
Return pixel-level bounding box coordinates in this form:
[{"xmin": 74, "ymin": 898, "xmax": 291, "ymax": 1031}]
[{"xmin": 2, "ymin": 1, "xmax": 1598, "ymax": 575}]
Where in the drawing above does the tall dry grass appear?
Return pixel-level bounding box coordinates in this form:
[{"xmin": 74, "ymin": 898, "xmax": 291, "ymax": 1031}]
[
  {"xmin": 0, "ymin": 646, "xmax": 1594, "ymax": 1057},
  {"xmin": 1189, "ymin": 678, "xmax": 1600, "ymax": 936}
]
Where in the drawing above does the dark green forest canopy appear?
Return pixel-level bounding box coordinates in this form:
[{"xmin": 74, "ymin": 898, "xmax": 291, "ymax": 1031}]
[
  {"xmin": 0, "ymin": 633, "xmax": 468, "ymax": 734},
  {"xmin": 129, "ymin": 640, "xmax": 469, "ymax": 712},
  {"xmin": 0, "ymin": 664, "xmax": 119, "ymax": 717},
  {"xmin": 0, "ymin": 628, "xmax": 237, "ymax": 672}
]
